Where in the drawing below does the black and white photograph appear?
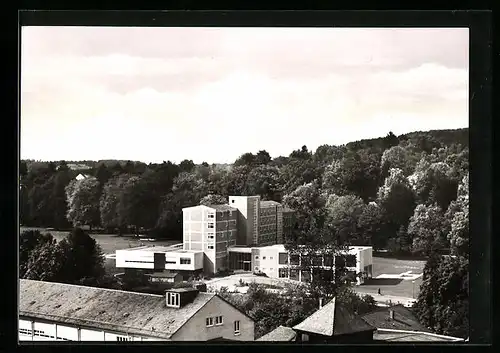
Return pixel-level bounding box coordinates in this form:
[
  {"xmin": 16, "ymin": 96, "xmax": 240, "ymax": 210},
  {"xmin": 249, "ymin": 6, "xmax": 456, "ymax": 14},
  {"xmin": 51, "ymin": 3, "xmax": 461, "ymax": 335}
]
[{"xmin": 19, "ymin": 24, "xmax": 470, "ymax": 343}]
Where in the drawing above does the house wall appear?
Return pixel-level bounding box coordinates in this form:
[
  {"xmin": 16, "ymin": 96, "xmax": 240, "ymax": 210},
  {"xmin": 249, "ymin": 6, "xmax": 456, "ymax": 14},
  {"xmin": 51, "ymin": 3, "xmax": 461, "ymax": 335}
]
[
  {"xmin": 229, "ymin": 196, "xmax": 260, "ymax": 246},
  {"xmin": 251, "ymin": 247, "xmax": 279, "ymax": 278},
  {"xmin": 171, "ymin": 296, "xmax": 254, "ymax": 341}
]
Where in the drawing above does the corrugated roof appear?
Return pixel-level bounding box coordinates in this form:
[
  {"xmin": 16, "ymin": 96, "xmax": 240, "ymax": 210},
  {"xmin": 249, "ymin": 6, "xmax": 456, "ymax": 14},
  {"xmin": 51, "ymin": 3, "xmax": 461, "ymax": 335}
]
[
  {"xmin": 361, "ymin": 305, "xmax": 431, "ymax": 332},
  {"xmin": 257, "ymin": 326, "xmax": 297, "ymax": 341},
  {"xmin": 19, "ymin": 279, "xmax": 215, "ymax": 340},
  {"xmin": 207, "ymin": 204, "xmax": 238, "ymax": 212},
  {"xmin": 293, "ymin": 297, "xmax": 375, "ymax": 337}
]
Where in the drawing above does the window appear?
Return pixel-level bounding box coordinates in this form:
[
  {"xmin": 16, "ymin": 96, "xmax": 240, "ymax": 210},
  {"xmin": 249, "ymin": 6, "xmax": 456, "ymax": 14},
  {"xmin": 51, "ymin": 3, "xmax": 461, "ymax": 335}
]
[
  {"xmin": 255, "ymin": 255, "xmax": 259, "ymax": 260},
  {"xmin": 206, "ymin": 317, "xmax": 214, "ymax": 327},
  {"xmin": 208, "ymin": 214, "xmax": 215, "ymax": 219},
  {"xmin": 167, "ymin": 292, "xmax": 179, "ymax": 307},
  {"xmin": 208, "ymin": 245, "xmax": 214, "ymax": 250},
  {"xmin": 278, "ymin": 253, "xmax": 288, "ymax": 265},
  {"xmin": 301, "ymin": 333, "xmax": 309, "ymax": 342},
  {"xmin": 215, "ymin": 316, "xmax": 223, "ymax": 325},
  {"xmin": 270, "ymin": 256, "xmax": 273, "ymax": 260},
  {"xmin": 208, "ymin": 235, "xmax": 214, "ymax": 240},
  {"xmin": 234, "ymin": 320, "xmax": 240, "ymax": 335},
  {"xmin": 117, "ymin": 336, "xmax": 131, "ymax": 341},
  {"xmin": 208, "ymin": 223, "xmax": 214, "ymax": 229},
  {"xmin": 279, "ymin": 268, "xmax": 289, "ymax": 278},
  {"xmin": 345, "ymin": 255, "xmax": 357, "ymax": 267},
  {"xmin": 180, "ymin": 258, "xmax": 191, "ymax": 264},
  {"xmin": 232, "ymin": 200, "xmax": 235, "ymax": 203},
  {"xmin": 254, "ymin": 266, "xmax": 259, "ymax": 271},
  {"xmin": 262, "ymin": 256, "xmax": 266, "ymax": 260}
]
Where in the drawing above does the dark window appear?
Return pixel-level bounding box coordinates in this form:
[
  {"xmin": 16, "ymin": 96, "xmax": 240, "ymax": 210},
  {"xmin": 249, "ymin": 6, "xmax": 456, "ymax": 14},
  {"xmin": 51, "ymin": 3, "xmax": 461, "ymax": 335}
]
[
  {"xmin": 208, "ymin": 223, "xmax": 214, "ymax": 229},
  {"xmin": 180, "ymin": 258, "xmax": 191, "ymax": 264},
  {"xmin": 345, "ymin": 255, "xmax": 357, "ymax": 267},
  {"xmin": 312, "ymin": 255, "xmax": 323, "ymax": 266},
  {"xmin": 278, "ymin": 268, "xmax": 288, "ymax": 278},
  {"xmin": 301, "ymin": 255, "xmax": 311, "ymax": 266},
  {"xmin": 290, "ymin": 255, "xmax": 300, "ymax": 265},
  {"xmin": 335, "ymin": 255, "xmax": 347, "ymax": 267},
  {"xmin": 324, "ymin": 255, "xmax": 334, "ymax": 267},
  {"xmin": 290, "ymin": 269, "xmax": 299, "ymax": 280},
  {"xmin": 278, "ymin": 253, "xmax": 288, "ymax": 265}
]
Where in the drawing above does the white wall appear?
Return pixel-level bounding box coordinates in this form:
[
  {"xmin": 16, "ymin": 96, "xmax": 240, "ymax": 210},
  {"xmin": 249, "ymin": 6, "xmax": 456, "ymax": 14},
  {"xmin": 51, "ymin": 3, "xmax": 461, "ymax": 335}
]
[
  {"xmin": 56, "ymin": 325, "xmax": 79, "ymax": 341},
  {"xmin": 116, "ymin": 249, "xmax": 203, "ymax": 271},
  {"xmin": 19, "ymin": 318, "xmax": 164, "ymax": 342},
  {"xmin": 80, "ymin": 328, "xmax": 105, "ymax": 341},
  {"xmin": 33, "ymin": 322, "xmax": 56, "ymax": 340}
]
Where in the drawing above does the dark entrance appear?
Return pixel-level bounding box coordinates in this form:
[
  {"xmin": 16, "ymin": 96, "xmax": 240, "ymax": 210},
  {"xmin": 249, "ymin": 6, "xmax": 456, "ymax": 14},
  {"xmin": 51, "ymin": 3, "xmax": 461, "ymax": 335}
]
[{"xmin": 153, "ymin": 253, "xmax": 166, "ymax": 270}]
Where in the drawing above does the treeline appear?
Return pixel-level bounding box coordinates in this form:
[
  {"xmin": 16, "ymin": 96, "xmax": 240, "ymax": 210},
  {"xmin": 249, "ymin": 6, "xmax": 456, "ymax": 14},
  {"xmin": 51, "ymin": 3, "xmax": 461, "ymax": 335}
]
[{"xmin": 20, "ymin": 128, "xmax": 468, "ymax": 253}]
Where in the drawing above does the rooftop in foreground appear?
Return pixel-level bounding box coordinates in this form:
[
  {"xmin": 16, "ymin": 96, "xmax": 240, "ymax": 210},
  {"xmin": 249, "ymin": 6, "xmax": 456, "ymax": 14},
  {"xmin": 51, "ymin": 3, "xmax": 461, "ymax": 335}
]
[
  {"xmin": 19, "ymin": 279, "xmax": 215, "ymax": 340},
  {"xmin": 374, "ymin": 329, "xmax": 465, "ymax": 342}
]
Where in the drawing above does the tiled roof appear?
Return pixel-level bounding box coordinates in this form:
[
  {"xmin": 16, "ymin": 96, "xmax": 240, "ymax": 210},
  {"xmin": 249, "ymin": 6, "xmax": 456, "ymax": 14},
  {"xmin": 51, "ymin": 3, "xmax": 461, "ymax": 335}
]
[
  {"xmin": 257, "ymin": 326, "xmax": 297, "ymax": 341},
  {"xmin": 293, "ymin": 297, "xmax": 375, "ymax": 337},
  {"xmin": 19, "ymin": 279, "xmax": 215, "ymax": 340},
  {"xmin": 361, "ymin": 305, "xmax": 431, "ymax": 332},
  {"xmin": 207, "ymin": 204, "xmax": 238, "ymax": 212}
]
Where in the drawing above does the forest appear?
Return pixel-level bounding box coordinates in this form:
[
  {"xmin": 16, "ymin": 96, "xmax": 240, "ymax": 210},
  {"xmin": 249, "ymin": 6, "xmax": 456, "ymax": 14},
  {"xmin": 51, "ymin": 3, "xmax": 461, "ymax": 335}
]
[
  {"xmin": 19, "ymin": 127, "xmax": 470, "ymax": 339},
  {"xmin": 20, "ymin": 128, "xmax": 468, "ymax": 257}
]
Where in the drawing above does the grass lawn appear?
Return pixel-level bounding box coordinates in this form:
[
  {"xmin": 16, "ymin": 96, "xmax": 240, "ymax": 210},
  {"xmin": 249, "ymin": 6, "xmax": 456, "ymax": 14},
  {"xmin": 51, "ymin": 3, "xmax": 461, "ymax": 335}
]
[{"xmin": 20, "ymin": 227, "xmax": 180, "ymax": 254}]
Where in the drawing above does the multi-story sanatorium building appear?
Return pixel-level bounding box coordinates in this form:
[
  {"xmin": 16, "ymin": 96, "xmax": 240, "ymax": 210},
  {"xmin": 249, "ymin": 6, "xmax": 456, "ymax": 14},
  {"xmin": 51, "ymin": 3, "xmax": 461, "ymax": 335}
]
[{"xmin": 116, "ymin": 195, "xmax": 373, "ymax": 284}]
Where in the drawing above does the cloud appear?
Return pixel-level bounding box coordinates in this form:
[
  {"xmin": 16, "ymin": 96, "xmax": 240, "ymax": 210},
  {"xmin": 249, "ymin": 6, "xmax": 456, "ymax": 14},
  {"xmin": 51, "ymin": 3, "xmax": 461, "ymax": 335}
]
[{"xmin": 20, "ymin": 27, "xmax": 469, "ymax": 163}]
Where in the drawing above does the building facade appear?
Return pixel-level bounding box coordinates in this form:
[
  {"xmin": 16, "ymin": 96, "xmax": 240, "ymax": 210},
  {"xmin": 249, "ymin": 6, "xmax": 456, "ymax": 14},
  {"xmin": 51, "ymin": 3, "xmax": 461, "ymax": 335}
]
[
  {"xmin": 19, "ymin": 279, "xmax": 254, "ymax": 342},
  {"xmin": 115, "ymin": 195, "xmax": 373, "ymax": 283}
]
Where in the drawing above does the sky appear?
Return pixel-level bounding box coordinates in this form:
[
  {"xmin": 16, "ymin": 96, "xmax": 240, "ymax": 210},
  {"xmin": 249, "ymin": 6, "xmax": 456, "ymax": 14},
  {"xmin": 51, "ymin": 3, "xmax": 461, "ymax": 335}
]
[{"xmin": 21, "ymin": 27, "xmax": 469, "ymax": 164}]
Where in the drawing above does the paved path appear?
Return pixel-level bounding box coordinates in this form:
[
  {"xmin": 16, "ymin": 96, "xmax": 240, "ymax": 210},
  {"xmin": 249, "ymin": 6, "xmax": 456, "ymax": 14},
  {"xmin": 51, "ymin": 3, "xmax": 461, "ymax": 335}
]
[{"xmin": 354, "ymin": 289, "xmax": 416, "ymax": 305}]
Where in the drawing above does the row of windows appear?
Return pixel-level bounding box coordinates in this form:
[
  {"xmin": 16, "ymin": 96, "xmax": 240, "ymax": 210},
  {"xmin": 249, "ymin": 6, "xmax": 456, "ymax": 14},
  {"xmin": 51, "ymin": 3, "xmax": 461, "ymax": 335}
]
[
  {"xmin": 254, "ymin": 255, "xmax": 274, "ymax": 260},
  {"xmin": 206, "ymin": 316, "xmax": 223, "ymax": 327},
  {"xmin": 19, "ymin": 328, "xmax": 70, "ymax": 341}
]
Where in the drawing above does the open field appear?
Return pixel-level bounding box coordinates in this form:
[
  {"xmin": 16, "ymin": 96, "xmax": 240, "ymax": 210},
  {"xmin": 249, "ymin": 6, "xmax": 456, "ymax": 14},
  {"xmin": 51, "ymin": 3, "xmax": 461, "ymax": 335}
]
[{"xmin": 19, "ymin": 227, "xmax": 180, "ymax": 255}]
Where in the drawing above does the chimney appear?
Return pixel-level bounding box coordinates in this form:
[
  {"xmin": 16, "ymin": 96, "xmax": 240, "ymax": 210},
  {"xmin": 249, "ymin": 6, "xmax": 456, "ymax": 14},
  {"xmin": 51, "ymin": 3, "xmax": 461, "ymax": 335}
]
[
  {"xmin": 389, "ymin": 309, "xmax": 395, "ymax": 320},
  {"xmin": 319, "ymin": 298, "xmax": 323, "ymax": 309}
]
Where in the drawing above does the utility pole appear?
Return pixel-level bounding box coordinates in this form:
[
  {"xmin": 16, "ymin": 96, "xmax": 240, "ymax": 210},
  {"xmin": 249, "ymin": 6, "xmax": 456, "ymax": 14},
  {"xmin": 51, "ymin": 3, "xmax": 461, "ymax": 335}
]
[{"xmin": 412, "ymin": 280, "xmax": 415, "ymax": 299}]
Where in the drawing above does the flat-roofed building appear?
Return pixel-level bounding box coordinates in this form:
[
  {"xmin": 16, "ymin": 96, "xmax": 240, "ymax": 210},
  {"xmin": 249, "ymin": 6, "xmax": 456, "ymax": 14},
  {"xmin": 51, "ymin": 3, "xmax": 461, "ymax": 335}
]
[
  {"xmin": 19, "ymin": 279, "xmax": 254, "ymax": 342},
  {"xmin": 228, "ymin": 196, "xmax": 261, "ymax": 246},
  {"xmin": 182, "ymin": 204, "xmax": 238, "ymax": 274},
  {"xmin": 116, "ymin": 245, "xmax": 204, "ymax": 277},
  {"xmin": 229, "ymin": 244, "xmax": 373, "ymax": 285},
  {"xmin": 258, "ymin": 200, "xmax": 283, "ymax": 246}
]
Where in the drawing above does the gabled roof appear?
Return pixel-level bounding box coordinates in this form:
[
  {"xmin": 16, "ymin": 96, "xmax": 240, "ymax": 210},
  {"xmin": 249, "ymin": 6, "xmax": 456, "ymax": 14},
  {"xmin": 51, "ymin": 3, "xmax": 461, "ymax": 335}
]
[
  {"xmin": 257, "ymin": 326, "xmax": 297, "ymax": 341},
  {"xmin": 19, "ymin": 279, "xmax": 216, "ymax": 340},
  {"xmin": 293, "ymin": 297, "xmax": 375, "ymax": 337},
  {"xmin": 361, "ymin": 304, "xmax": 431, "ymax": 332}
]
